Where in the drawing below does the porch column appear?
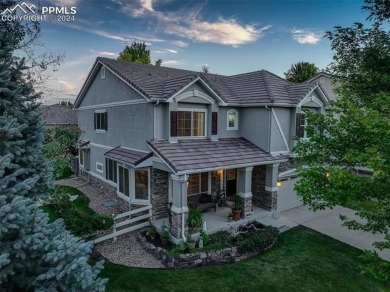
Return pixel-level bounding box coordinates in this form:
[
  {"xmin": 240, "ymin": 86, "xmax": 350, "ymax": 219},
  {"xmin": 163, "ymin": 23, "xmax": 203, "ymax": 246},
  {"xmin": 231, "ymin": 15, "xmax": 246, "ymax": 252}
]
[
  {"xmin": 170, "ymin": 174, "xmax": 188, "ymax": 240},
  {"xmin": 237, "ymin": 166, "xmax": 253, "ymax": 219},
  {"xmin": 264, "ymin": 163, "xmax": 279, "ymax": 211}
]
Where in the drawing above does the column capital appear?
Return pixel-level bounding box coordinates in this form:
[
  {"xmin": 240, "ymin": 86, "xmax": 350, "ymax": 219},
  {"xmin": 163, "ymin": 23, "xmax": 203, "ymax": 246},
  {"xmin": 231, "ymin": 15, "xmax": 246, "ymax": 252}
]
[
  {"xmin": 266, "ymin": 163, "xmax": 280, "ymax": 169},
  {"xmin": 171, "ymin": 173, "xmax": 188, "ymax": 183}
]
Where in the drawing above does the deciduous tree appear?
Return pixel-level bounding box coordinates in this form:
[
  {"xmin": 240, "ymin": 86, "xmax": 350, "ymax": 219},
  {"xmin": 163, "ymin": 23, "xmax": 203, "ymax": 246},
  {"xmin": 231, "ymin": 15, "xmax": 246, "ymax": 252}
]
[
  {"xmin": 294, "ymin": 0, "xmax": 390, "ymax": 281},
  {"xmin": 118, "ymin": 42, "xmax": 162, "ymax": 66},
  {"xmin": 284, "ymin": 61, "xmax": 319, "ymax": 83}
]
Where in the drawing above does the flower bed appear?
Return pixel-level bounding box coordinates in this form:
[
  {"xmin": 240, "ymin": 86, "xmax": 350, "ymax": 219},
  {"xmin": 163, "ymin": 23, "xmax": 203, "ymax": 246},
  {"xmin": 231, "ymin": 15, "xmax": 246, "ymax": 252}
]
[{"xmin": 138, "ymin": 221, "xmax": 279, "ymax": 268}]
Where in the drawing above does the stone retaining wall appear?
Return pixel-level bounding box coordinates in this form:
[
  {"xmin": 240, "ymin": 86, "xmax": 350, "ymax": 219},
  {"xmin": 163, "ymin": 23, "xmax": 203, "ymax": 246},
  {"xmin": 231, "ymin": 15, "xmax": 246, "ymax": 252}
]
[{"xmin": 137, "ymin": 232, "xmax": 277, "ymax": 269}]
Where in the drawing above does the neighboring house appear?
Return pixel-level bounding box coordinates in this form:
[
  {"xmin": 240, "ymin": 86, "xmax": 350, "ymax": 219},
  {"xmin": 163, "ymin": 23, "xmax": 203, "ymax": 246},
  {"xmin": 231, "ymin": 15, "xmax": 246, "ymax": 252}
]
[
  {"xmin": 40, "ymin": 104, "xmax": 78, "ymax": 128},
  {"xmin": 74, "ymin": 57, "xmax": 330, "ymax": 241},
  {"xmin": 306, "ymin": 72, "xmax": 339, "ymax": 101}
]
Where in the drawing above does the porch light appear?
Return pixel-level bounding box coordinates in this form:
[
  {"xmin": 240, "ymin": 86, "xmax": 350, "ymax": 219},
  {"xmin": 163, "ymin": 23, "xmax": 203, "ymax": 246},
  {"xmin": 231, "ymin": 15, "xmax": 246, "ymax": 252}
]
[
  {"xmin": 217, "ymin": 169, "xmax": 223, "ymax": 175},
  {"xmin": 277, "ymin": 181, "xmax": 282, "ymax": 188}
]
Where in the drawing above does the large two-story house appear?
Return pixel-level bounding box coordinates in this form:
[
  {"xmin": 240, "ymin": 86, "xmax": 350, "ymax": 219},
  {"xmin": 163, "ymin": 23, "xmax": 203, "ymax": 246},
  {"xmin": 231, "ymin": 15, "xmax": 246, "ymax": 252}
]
[{"xmin": 74, "ymin": 57, "xmax": 330, "ymax": 241}]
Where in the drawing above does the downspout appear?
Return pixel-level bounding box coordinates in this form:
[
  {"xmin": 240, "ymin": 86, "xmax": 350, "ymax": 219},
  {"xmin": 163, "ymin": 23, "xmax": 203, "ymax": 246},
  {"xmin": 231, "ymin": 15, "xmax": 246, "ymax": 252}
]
[
  {"xmin": 265, "ymin": 105, "xmax": 271, "ymax": 152},
  {"xmin": 153, "ymin": 100, "xmax": 160, "ymax": 139},
  {"xmin": 181, "ymin": 174, "xmax": 188, "ymax": 242}
]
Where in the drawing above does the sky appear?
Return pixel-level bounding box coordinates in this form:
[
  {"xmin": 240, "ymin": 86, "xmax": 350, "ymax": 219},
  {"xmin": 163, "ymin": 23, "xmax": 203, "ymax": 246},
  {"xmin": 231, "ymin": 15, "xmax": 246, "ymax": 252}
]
[{"xmin": 24, "ymin": 0, "xmax": 369, "ymax": 103}]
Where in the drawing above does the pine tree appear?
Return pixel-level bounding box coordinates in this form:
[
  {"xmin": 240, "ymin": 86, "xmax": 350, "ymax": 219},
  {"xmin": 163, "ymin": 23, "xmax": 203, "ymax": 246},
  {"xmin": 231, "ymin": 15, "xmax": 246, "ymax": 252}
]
[{"xmin": 0, "ymin": 2, "xmax": 107, "ymax": 290}]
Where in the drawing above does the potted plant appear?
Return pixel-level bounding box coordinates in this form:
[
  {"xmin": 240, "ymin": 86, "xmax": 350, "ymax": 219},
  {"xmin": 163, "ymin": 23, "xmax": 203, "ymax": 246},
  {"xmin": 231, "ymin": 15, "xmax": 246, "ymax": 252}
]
[
  {"xmin": 186, "ymin": 234, "xmax": 196, "ymax": 249},
  {"xmin": 146, "ymin": 221, "xmax": 156, "ymax": 240},
  {"xmin": 231, "ymin": 194, "xmax": 242, "ymax": 220},
  {"xmin": 188, "ymin": 206, "xmax": 203, "ymax": 232},
  {"xmin": 228, "ymin": 212, "xmax": 233, "ymax": 222},
  {"xmin": 160, "ymin": 224, "xmax": 170, "ymax": 247}
]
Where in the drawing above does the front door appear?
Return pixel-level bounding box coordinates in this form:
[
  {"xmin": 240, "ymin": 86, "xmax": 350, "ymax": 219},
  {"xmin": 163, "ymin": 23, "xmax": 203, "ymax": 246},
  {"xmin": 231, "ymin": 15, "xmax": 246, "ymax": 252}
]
[{"xmin": 226, "ymin": 169, "xmax": 236, "ymax": 199}]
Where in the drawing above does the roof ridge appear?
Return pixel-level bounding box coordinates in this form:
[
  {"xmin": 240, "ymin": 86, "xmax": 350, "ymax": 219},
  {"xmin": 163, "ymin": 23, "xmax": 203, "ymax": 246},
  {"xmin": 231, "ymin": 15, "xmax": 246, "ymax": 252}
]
[{"xmin": 262, "ymin": 70, "xmax": 276, "ymax": 102}]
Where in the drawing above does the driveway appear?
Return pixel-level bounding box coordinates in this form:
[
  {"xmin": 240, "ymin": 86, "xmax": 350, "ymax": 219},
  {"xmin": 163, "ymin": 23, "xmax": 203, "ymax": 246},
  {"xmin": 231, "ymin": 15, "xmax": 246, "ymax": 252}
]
[{"xmin": 282, "ymin": 205, "xmax": 390, "ymax": 261}]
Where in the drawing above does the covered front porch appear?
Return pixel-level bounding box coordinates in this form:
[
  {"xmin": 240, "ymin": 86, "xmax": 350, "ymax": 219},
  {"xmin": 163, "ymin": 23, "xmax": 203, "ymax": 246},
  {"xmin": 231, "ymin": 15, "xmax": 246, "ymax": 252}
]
[{"xmin": 148, "ymin": 138, "xmax": 287, "ymax": 242}]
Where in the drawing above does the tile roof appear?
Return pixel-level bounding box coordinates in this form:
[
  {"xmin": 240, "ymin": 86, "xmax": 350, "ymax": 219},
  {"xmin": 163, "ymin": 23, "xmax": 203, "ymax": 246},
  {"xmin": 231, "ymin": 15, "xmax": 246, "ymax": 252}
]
[
  {"xmin": 96, "ymin": 57, "xmax": 319, "ymax": 105},
  {"xmin": 105, "ymin": 146, "xmax": 152, "ymax": 166},
  {"xmin": 147, "ymin": 138, "xmax": 286, "ymax": 174},
  {"xmin": 40, "ymin": 104, "xmax": 77, "ymax": 125}
]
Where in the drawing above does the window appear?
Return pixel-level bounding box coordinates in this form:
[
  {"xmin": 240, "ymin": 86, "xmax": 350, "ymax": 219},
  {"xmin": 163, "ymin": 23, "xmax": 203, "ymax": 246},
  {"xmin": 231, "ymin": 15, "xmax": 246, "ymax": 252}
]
[
  {"xmin": 295, "ymin": 113, "xmax": 307, "ymax": 138},
  {"xmin": 187, "ymin": 172, "xmax": 209, "ymax": 195},
  {"xmin": 96, "ymin": 162, "xmax": 103, "ymax": 173},
  {"xmin": 79, "ymin": 149, "xmax": 84, "ymax": 166},
  {"xmin": 118, "ymin": 166, "xmax": 130, "ymax": 196},
  {"xmin": 94, "ymin": 111, "xmax": 107, "ymax": 131},
  {"xmin": 101, "ymin": 67, "xmax": 105, "ymax": 79},
  {"xmin": 106, "ymin": 159, "xmax": 117, "ymax": 183},
  {"xmin": 227, "ymin": 109, "xmax": 238, "ymax": 130},
  {"xmin": 177, "ymin": 110, "xmax": 206, "ymax": 137},
  {"xmin": 135, "ymin": 169, "xmax": 149, "ymax": 200}
]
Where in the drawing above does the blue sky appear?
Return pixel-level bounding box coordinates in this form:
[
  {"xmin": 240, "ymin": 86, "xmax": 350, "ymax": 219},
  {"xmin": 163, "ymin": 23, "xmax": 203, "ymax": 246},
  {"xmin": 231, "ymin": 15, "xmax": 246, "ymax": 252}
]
[{"xmin": 36, "ymin": 0, "xmax": 368, "ymax": 103}]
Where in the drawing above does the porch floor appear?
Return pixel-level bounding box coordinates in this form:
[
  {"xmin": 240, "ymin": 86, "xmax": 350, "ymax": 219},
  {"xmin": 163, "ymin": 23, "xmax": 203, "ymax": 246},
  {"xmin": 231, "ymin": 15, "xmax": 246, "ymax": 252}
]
[{"xmin": 153, "ymin": 205, "xmax": 287, "ymax": 239}]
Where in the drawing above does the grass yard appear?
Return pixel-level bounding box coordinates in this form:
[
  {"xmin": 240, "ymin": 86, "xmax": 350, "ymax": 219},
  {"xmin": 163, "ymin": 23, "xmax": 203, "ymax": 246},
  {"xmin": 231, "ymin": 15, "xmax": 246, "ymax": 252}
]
[
  {"xmin": 101, "ymin": 227, "xmax": 389, "ymax": 292},
  {"xmin": 42, "ymin": 185, "xmax": 113, "ymax": 237},
  {"xmin": 343, "ymin": 200, "xmax": 380, "ymax": 213}
]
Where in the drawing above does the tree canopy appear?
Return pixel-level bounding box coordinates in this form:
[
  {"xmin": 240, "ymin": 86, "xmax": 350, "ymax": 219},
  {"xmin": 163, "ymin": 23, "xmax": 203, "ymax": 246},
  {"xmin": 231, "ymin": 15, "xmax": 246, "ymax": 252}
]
[
  {"xmin": 118, "ymin": 42, "xmax": 162, "ymax": 66},
  {"xmin": 294, "ymin": 0, "xmax": 390, "ymax": 281},
  {"xmin": 0, "ymin": 1, "xmax": 106, "ymax": 290},
  {"xmin": 284, "ymin": 61, "xmax": 319, "ymax": 83}
]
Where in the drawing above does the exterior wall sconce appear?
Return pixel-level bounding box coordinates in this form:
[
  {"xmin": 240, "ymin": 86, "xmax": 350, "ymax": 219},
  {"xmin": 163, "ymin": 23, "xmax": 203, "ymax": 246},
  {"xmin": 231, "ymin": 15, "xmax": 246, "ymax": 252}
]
[
  {"xmin": 217, "ymin": 169, "xmax": 223, "ymax": 175},
  {"xmin": 277, "ymin": 181, "xmax": 282, "ymax": 188}
]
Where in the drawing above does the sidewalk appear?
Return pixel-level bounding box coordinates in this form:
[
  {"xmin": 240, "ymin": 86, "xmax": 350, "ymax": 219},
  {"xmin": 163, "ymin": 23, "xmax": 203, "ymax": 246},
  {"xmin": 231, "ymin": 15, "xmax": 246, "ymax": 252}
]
[{"xmin": 282, "ymin": 205, "xmax": 390, "ymax": 261}]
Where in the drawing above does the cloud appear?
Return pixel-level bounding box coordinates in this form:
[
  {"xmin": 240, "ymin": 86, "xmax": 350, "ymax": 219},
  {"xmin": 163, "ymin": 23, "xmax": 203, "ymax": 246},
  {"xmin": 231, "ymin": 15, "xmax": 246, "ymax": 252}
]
[
  {"xmin": 291, "ymin": 29, "xmax": 322, "ymax": 44},
  {"xmin": 171, "ymin": 40, "xmax": 188, "ymax": 47},
  {"xmin": 122, "ymin": 0, "xmax": 269, "ymax": 47},
  {"xmin": 162, "ymin": 60, "xmax": 180, "ymax": 66},
  {"xmin": 90, "ymin": 49, "xmax": 117, "ymax": 57},
  {"xmin": 49, "ymin": 0, "xmax": 78, "ymax": 6},
  {"xmin": 166, "ymin": 49, "xmax": 178, "ymax": 53},
  {"xmin": 58, "ymin": 80, "xmax": 76, "ymax": 94}
]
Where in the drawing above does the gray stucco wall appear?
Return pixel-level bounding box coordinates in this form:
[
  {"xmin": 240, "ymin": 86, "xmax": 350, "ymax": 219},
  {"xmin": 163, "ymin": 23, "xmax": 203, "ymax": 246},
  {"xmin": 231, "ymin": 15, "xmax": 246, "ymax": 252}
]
[
  {"xmin": 270, "ymin": 107, "xmax": 291, "ymax": 153},
  {"xmin": 311, "ymin": 75, "xmax": 339, "ymax": 101},
  {"xmin": 154, "ymin": 103, "xmax": 169, "ymax": 140},
  {"xmin": 88, "ymin": 145, "xmax": 109, "ymax": 178},
  {"xmin": 240, "ymin": 107, "xmax": 270, "ymax": 152},
  {"xmin": 78, "ymin": 66, "xmax": 145, "ymax": 108},
  {"xmin": 218, "ymin": 107, "xmax": 241, "ymax": 138},
  {"xmin": 78, "ymin": 102, "xmax": 154, "ymax": 151}
]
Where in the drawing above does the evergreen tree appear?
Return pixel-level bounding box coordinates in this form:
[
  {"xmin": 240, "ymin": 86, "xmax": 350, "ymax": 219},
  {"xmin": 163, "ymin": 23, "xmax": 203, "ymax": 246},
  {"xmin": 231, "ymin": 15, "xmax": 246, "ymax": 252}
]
[{"xmin": 0, "ymin": 1, "xmax": 107, "ymax": 290}]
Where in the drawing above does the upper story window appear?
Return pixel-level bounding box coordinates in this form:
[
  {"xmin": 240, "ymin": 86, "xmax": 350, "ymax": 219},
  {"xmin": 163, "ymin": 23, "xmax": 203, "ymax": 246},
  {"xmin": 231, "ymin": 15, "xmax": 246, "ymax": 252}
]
[
  {"xmin": 177, "ymin": 110, "xmax": 206, "ymax": 137},
  {"xmin": 295, "ymin": 112, "xmax": 307, "ymax": 138},
  {"xmin": 227, "ymin": 109, "xmax": 238, "ymax": 130},
  {"xmin": 94, "ymin": 111, "xmax": 108, "ymax": 131}
]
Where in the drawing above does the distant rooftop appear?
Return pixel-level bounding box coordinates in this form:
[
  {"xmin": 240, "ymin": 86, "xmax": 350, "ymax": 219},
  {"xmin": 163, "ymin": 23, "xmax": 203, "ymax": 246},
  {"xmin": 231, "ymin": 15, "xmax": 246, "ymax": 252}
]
[{"xmin": 40, "ymin": 104, "xmax": 77, "ymax": 125}]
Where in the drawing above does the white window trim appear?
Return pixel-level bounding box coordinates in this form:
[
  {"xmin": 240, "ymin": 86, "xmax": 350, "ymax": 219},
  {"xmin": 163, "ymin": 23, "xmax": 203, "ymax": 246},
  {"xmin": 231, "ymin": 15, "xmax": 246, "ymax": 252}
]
[
  {"xmin": 101, "ymin": 66, "xmax": 105, "ymax": 79},
  {"xmin": 96, "ymin": 162, "xmax": 104, "ymax": 173},
  {"xmin": 177, "ymin": 108, "xmax": 208, "ymax": 139},
  {"xmin": 133, "ymin": 168, "xmax": 150, "ymax": 204},
  {"xmin": 94, "ymin": 110, "xmax": 107, "ymax": 133},
  {"xmin": 226, "ymin": 109, "xmax": 238, "ymax": 130}
]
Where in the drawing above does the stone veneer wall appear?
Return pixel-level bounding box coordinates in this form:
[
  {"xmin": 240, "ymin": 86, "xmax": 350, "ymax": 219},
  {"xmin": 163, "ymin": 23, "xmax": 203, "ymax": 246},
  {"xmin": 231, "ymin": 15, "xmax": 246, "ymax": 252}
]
[
  {"xmin": 251, "ymin": 166, "xmax": 277, "ymax": 211},
  {"xmin": 170, "ymin": 211, "xmax": 188, "ymax": 239},
  {"xmin": 211, "ymin": 171, "xmax": 220, "ymax": 195},
  {"xmin": 240, "ymin": 196, "xmax": 253, "ymax": 218},
  {"xmin": 151, "ymin": 169, "xmax": 170, "ymax": 220}
]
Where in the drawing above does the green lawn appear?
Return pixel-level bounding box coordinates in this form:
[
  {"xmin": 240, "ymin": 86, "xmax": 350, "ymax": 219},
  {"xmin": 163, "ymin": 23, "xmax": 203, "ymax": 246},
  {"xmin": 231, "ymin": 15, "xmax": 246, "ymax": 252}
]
[
  {"xmin": 343, "ymin": 200, "xmax": 380, "ymax": 213},
  {"xmin": 101, "ymin": 227, "xmax": 389, "ymax": 292},
  {"xmin": 42, "ymin": 185, "xmax": 113, "ymax": 237}
]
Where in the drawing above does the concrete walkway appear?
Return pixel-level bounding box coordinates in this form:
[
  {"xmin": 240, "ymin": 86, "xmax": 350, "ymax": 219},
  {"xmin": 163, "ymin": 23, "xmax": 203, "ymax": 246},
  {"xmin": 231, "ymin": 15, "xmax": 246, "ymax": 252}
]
[{"xmin": 282, "ymin": 205, "xmax": 390, "ymax": 261}]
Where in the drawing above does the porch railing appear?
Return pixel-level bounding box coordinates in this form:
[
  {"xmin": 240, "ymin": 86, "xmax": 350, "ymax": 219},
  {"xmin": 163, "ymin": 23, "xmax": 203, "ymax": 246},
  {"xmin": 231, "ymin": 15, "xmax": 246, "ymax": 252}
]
[{"xmin": 93, "ymin": 204, "xmax": 152, "ymax": 244}]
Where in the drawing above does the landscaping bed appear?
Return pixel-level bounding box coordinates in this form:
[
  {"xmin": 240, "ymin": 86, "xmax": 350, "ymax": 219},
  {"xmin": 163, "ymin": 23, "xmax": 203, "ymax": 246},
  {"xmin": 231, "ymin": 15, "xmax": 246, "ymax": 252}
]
[
  {"xmin": 138, "ymin": 221, "xmax": 279, "ymax": 268},
  {"xmin": 42, "ymin": 185, "xmax": 114, "ymax": 237}
]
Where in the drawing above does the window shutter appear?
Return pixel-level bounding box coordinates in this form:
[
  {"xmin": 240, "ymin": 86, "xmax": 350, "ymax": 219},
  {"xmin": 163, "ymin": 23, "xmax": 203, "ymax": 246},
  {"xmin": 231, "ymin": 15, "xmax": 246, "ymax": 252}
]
[
  {"xmin": 295, "ymin": 113, "xmax": 302, "ymax": 137},
  {"xmin": 170, "ymin": 111, "xmax": 178, "ymax": 137},
  {"xmin": 94, "ymin": 113, "xmax": 97, "ymax": 130},
  {"xmin": 104, "ymin": 112, "xmax": 108, "ymax": 131},
  {"xmin": 212, "ymin": 112, "xmax": 218, "ymax": 135}
]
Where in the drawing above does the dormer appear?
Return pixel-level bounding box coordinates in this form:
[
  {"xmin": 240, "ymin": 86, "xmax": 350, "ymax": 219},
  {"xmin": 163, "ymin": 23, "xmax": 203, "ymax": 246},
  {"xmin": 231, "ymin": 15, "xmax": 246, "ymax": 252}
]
[{"xmin": 166, "ymin": 77, "xmax": 225, "ymax": 143}]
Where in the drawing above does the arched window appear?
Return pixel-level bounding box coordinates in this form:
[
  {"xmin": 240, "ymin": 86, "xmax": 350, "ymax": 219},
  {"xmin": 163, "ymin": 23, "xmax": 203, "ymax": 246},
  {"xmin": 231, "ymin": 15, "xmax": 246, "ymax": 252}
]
[{"xmin": 226, "ymin": 109, "xmax": 238, "ymax": 130}]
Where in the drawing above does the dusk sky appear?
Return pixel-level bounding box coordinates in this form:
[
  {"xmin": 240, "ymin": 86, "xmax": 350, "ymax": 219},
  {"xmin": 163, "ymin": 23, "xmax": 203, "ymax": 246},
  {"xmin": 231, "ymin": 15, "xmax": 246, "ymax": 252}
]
[{"xmin": 36, "ymin": 0, "xmax": 369, "ymax": 103}]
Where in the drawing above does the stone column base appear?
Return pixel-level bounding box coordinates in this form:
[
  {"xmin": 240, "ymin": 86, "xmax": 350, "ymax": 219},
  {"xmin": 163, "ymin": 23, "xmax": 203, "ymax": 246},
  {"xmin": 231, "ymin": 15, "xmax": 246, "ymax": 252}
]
[
  {"xmin": 170, "ymin": 209, "xmax": 188, "ymax": 240},
  {"xmin": 238, "ymin": 193, "xmax": 253, "ymax": 219},
  {"xmin": 254, "ymin": 190, "xmax": 277, "ymax": 211}
]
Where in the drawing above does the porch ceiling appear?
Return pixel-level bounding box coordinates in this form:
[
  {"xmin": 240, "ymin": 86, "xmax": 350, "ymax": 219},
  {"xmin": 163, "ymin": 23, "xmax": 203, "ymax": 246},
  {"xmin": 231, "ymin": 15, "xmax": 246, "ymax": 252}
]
[
  {"xmin": 147, "ymin": 137, "xmax": 286, "ymax": 174},
  {"xmin": 105, "ymin": 146, "xmax": 152, "ymax": 166}
]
